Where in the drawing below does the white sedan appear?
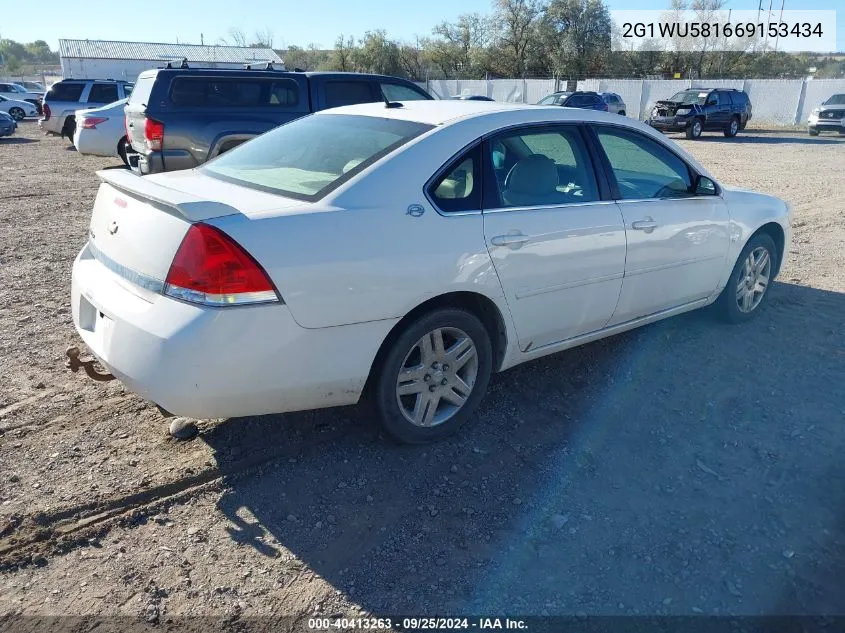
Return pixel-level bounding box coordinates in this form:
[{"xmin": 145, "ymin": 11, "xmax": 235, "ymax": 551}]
[
  {"xmin": 73, "ymin": 98, "xmax": 130, "ymax": 165},
  {"xmin": 0, "ymin": 95, "xmax": 39, "ymax": 121},
  {"xmin": 71, "ymin": 101, "xmax": 791, "ymax": 443}
]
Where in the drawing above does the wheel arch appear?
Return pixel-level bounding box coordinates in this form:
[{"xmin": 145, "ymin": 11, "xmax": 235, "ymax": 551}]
[
  {"xmin": 363, "ymin": 291, "xmax": 509, "ymax": 397},
  {"xmin": 750, "ymin": 221, "xmax": 786, "ymax": 276}
]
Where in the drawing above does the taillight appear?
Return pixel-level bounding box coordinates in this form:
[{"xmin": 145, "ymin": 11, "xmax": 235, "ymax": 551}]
[
  {"xmin": 80, "ymin": 116, "xmax": 108, "ymax": 129},
  {"xmin": 144, "ymin": 117, "xmax": 164, "ymax": 151},
  {"xmin": 124, "ymin": 114, "xmax": 131, "ymax": 142},
  {"xmin": 164, "ymin": 223, "xmax": 279, "ymax": 306},
  {"xmin": 42, "ymin": 103, "xmax": 51, "ymax": 120}
]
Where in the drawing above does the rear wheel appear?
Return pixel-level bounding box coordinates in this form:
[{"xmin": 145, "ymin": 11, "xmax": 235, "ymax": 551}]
[
  {"xmin": 808, "ymin": 128, "xmax": 819, "ymax": 136},
  {"xmin": 717, "ymin": 233, "xmax": 777, "ymax": 324},
  {"xmin": 61, "ymin": 115, "xmax": 76, "ymax": 141},
  {"xmin": 118, "ymin": 137, "xmax": 129, "ymax": 167},
  {"xmin": 685, "ymin": 118, "xmax": 703, "ymax": 139},
  {"xmin": 724, "ymin": 116, "xmax": 740, "ymax": 137},
  {"xmin": 8, "ymin": 107, "xmax": 24, "ymax": 121},
  {"xmin": 372, "ymin": 308, "xmax": 493, "ymax": 444},
  {"xmin": 618, "ymin": 110, "xmax": 626, "ymax": 116}
]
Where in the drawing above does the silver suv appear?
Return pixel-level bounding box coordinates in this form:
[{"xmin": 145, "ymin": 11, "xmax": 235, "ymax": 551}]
[{"xmin": 40, "ymin": 79, "xmax": 133, "ymax": 138}]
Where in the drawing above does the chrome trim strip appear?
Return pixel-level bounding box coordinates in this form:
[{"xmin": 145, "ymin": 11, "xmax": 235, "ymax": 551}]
[
  {"xmin": 483, "ymin": 200, "xmax": 619, "ymax": 214},
  {"xmin": 623, "ymin": 254, "xmax": 724, "ymax": 277},
  {"xmin": 88, "ymin": 240, "xmax": 165, "ymax": 294},
  {"xmin": 515, "ymin": 271, "xmax": 624, "ymax": 299}
]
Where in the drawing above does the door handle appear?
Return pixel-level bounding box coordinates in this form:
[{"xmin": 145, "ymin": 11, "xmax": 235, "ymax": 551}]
[
  {"xmin": 491, "ymin": 233, "xmax": 531, "ymax": 247},
  {"xmin": 631, "ymin": 219, "xmax": 658, "ymax": 232}
]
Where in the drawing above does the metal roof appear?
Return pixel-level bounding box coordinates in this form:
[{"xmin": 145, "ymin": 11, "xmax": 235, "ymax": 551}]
[{"xmin": 58, "ymin": 39, "xmax": 282, "ymax": 64}]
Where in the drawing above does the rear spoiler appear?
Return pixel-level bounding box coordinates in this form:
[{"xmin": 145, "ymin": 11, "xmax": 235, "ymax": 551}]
[{"xmin": 96, "ymin": 169, "xmax": 240, "ymax": 222}]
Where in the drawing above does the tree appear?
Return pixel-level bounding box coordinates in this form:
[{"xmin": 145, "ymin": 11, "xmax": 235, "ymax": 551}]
[
  {"xmin": 283, "ymin": 44, "xmax": 328, "ymax": 71},
  {"xmin": 327, "ymin": 35, "xmax": 356, "ymax": 72},
  {"xmin": 543, "ymin": 0, "xmax": 611, "ymax": 78},
  {"xmin": 428, "ymin": 13, "xmax": 492, "ymax": 78},
  {"xmin": 354, "ymin": 30, "xmax": 402, "ymax": 76},
  {"xmin": 492, "ymin": 0, "xmax": 543, "ymax": 76},
  {"xmin": 226, "ymin": 28, "xmax": 248, "ymax": 47},
  {"xmin": 251, "ymin": 28, "xmax": 275, "ymax": 49}
]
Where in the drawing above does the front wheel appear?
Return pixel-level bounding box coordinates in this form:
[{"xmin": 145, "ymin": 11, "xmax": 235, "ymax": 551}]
[
  {"xmin": 372, "ymin": 308, "xmax": 493, "ymax": 444},
  {"xmin": 717, "ymin": 233, "xmax": 777, "ymax": 324},
  {"xmin": 685, "ymin": 118, "xmax": 703, "ymax": 139},
  {"xmin": 8, "ymin": 107, "xmax": 24, "ymax": 121},
  {"xmin": 724, "ymin": 116, "xmax": 739, "ymax": 137}
]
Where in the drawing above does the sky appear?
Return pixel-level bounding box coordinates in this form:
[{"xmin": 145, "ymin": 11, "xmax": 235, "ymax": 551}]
[{"xmin": 1, "ymin": 0, "xmax": 842, "ymax": 52}]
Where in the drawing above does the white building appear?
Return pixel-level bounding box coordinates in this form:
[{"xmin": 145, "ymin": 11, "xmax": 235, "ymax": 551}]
[{"xmin": 58, "ymin": 39, "xmax": 284, "ymax": 82}]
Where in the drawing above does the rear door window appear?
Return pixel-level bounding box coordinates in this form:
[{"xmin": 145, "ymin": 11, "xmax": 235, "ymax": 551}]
[
  {"xmin": 324, "ymin": 81, "xmax": 377, "ymax": 108},
  {"xmin": 169, "ymin": 77, "xmax": 300, "ymax": 107},
  {"xmin": 380, "ymin": 82, "xmax": 429, "ymax": 101},
  {"xmin": 88, "ymin": 83, "xmax": 119, "ymax": 103},
  {"xmin": 47, "ymin": 82, "xmax": 85, "ymax": 102}
]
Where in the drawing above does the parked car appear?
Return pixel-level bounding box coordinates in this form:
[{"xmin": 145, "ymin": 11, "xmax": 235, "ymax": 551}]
[
  {"xmin": 0, "ymin": 111, "xmax": 16, "ymax": 137},
  {"xmin": 40, "ymin": 79, "xmax": 133, "ymax": 139},
  {"xmin": 73, "ymin": 98, "xmax": 131, "ymax": 165},
  {"xmin": 0, "ymin": 82, "xmax": 43, "ymax": 113},
  {"xmin": 647, "ymin": 88, "xmax": 752, "ymax": 139},
  {"xmin": 807, "ymin": 93, "xmax": 845, "ymax": 136},
  {"xmin": 0, "ymin": 95, "xmax": 39, "ymax": 121},
  {"xmin": 20, "ymin": 81, "xmax": 46, "ymax": 93},
  {"xmin": 71, "ymin": 101, "xmax": 790, "ymax": 443},
  {"xmin": 450, "ymin": 95, "xmax": 494, "ymax": 101},
  {"xmin": 536, "ymin": 91, "xmax": 572, "ymax": 105},
  {"xmin": 125, "ymin": 67, "xmax": 432, "ymax": 175},
  {"xmin": 559, "ymin": 91, "xmax": 626, "ymax": 115}
]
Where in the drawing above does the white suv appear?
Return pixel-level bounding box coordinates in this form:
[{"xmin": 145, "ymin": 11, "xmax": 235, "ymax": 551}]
[{"xmin": 40, "ymin": 79, "xmax": 133, "ymax": 137}]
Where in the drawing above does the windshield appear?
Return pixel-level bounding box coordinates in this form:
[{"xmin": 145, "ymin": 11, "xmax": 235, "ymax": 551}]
[
  {"xmin": 823, "ymin": 94, "xmax": 845, "ymax": 105},
  {"xmin": 667, "ymin": 90, "xmax": 708, "ymax": 105},
  {"xmin": 202, "ymin": 114, "xmax": 433, "ymax": 201},
  {"xmin": 10, "ymin": 84, "xmax": 26, "ymax": 93}
]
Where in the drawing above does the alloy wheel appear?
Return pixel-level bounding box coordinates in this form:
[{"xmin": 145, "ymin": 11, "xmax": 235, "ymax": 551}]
[
  {"xmin": 736, "ymin": 246, "xmax": 771, "ymax": 313},
  {"xmin": 395, "ymin": 327, "xmax": 478, "ymax": 427}
]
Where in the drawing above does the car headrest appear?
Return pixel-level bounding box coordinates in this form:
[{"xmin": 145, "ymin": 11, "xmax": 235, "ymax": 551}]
[{"xmin": 505, "ymin": 154, "xmax": 558, "ymax": 195}]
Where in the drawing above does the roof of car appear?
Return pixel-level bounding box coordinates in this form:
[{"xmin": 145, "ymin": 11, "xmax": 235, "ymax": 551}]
[{"xmin": 321, "ymin": 99, "xmax": 623, "ymax": 126}]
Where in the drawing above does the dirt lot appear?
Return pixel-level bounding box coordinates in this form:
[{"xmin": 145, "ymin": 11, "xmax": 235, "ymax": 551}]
[{"xmin": 1, "ymin": 121, "xmax": 844, "ymax": 631}]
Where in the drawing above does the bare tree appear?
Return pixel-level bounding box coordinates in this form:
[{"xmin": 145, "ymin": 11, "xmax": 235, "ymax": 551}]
[
  {"xmin": 493, "ymin": 0, "xmax": 543, "ymax": 76},
  {"xmin": 252, "ymin": 28, "xmax": 275, "ymax": 49},
  {"xmin": 227, "ymin": 28, "xmax": 248, "ymax": 47}
]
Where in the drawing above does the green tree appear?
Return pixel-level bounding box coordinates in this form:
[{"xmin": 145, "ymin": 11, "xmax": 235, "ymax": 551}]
[{"xmin": 543, "ymin": 0, "xmax": 611, "ymax": 78}]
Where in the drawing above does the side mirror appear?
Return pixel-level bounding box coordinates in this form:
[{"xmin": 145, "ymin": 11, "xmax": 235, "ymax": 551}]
[
  {"xmin": 706, "ymin": 98, "xmax": 717, "ymax": 106},
  {"xmin": 694, "ymin": 175, "xmax": 717, "ymax": 195}
]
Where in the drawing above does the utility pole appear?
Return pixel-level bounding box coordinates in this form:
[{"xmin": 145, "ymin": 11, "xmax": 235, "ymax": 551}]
[{"xmin": 773, "ymin": 0, "xmax": 785, "ymax": 53}]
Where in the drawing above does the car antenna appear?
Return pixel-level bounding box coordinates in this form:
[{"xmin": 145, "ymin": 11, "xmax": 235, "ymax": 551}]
[{"xmin": 382, "ymin": 92, "xmax": 403, "ymax": 109}]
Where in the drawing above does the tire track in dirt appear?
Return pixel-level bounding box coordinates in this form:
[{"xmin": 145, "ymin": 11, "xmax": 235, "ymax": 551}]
[{"xmin": 0, "ymin": 422, "xmax": 357, "ymax": 569}]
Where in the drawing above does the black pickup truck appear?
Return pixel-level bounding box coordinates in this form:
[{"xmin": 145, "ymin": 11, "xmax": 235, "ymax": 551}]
[
  {"xmin": 646, "ymin": 87, "xmax": 752, "ymax": 139},
  {"xmin": 125, "ymin": 67, "xmax": 432, "ymax": 174}
]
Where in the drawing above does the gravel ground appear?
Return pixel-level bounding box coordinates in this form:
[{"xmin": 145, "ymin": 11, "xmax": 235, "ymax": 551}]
[{"xmin": 1, "ymin": 122, "xmax": 844, "ymax": 630}]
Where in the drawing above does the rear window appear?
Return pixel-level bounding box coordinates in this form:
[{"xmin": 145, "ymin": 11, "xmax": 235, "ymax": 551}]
[
  {"xmin": 169, "ymin": 77, "xmax": 299, "ymax": 107},
  {"xmin": 566, "ymin": 94, "xmax": 600, "ymax": 106},
  {"xmin": 324, "ymin": 81, "xmax": 376, "ymax": 108},
  {"xmin": 47, "ymin": 82, "xmax": 85, "ymax": 102},
  {"xmin": 202, "ymin": 113, "xmax": 432, "ymax": 201},
  {"xmin": 88, "ymin": 83, "xmax": 119, "ymax": 103},
  {"xmin": 128, "ymin": 75, "xmax": 155, "ymax": 106}
]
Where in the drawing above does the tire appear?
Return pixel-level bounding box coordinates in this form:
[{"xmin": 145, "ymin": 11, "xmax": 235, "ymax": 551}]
[
  {"xmin": 724, "ymin": 116, "xmax": 740, "ymax": 137},
  {"xmin": 118, "ymin": 137, "xmax": 129, "ymax": 167},
  {"xmin": 618, "ymin": 110, "xmax": 626, "ymax": 116},
  {"xmin": 808, "ymin": 128, "xmax": 819, "ymax": 136},
  {"xmin": 8, "ymin": 107, "xmax": 25, "ymax": 121},
  {"xmin": 61, "ymin": 116, "xmax": 76, "ymax": 141},
  {"xmin": 371, "ymin": 308, "xmax": 493, "ymax": 444},
  {"xmin": 717, "ymin": 233, "xmax": 778, "ymax": 324},
  {"xmin": 685, "ymin": 118, "xmax": 703, "ymax": 139}
]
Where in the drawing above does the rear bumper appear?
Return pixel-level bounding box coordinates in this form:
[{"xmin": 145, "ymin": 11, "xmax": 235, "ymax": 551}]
[
  {"xmin": 39, "ymin": 116, "xmax": 65, "ymax": 135},
  {"xmin": 71, "ymin": 243, "xmax": 395, "ymax": 419},
  {"xmin": 73, "ymin": 130, "xmax": 118, "ymax": 157},
  {"xmin": 130, "ymin": 149, "xmax": 197, "ymax": 175},
  {"xmin": 0, "ymin": 124, "xmax": 15, "ymax": 137}
]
